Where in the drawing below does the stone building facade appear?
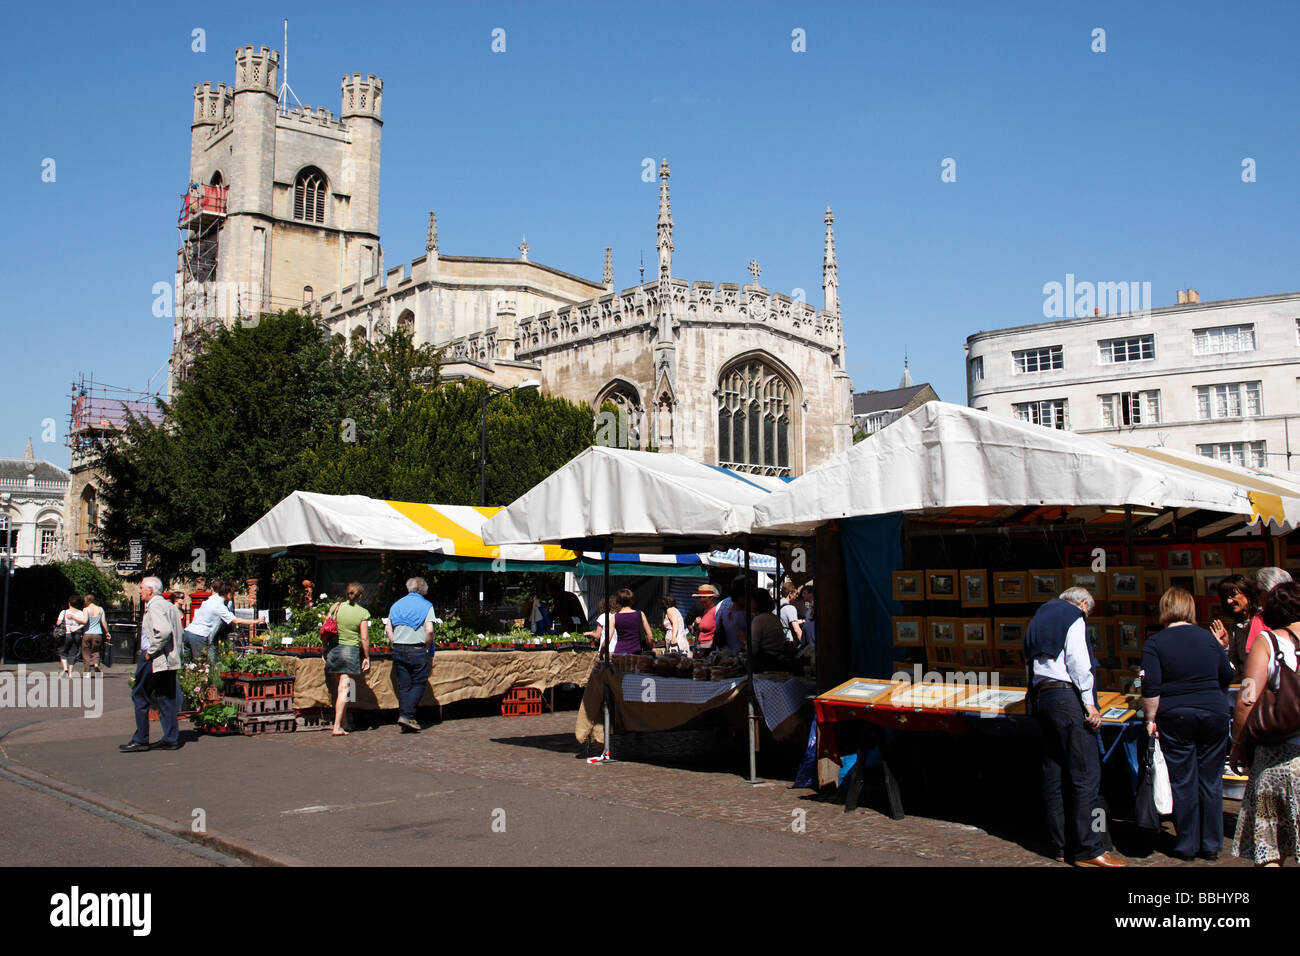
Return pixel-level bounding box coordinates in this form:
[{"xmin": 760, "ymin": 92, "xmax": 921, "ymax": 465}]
[
  {"xmin": 1, "ymin": 440, "xmax": 70, "ymax": 569},
  {"xmin": 967, "ymin": 290, "xmax": 1300, "ymax": 472},
  {"xmin": 174, "ymin": 45, "xmax": 853, "ymax": 475}
]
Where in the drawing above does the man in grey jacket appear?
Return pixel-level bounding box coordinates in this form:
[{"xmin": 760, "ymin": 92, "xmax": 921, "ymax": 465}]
[{"xmin": 121, "ymin": 577, "xmax": 185, "ymax": 752}]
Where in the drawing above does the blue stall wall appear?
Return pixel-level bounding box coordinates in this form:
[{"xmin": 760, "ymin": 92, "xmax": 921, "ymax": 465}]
[{"xmin": 841, "ymin": 514, "xmax": 905, "ymax": 679}]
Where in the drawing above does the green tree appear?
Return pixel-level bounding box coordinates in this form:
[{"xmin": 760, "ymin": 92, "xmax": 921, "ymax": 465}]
[
  {"xmin": 303, "ymin": 379, "xmax": 593, "ymax": 506},
  {"xmin": 99, "ymin": 310, "xmax": 354, "ymax": 580}
]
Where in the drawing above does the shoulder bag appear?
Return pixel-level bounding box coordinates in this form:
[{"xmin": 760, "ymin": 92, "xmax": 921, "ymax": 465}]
[
  {"xmin": 320, "ymin": 602, "xmax": 342, "ymax": 647},
  {"xmin": 52, "ymin": 610, "xmax": 67, "ymax": 643},
  {"xmin": 1230, "ymin": 627, "xmax": 1300, "ymax": 771}
]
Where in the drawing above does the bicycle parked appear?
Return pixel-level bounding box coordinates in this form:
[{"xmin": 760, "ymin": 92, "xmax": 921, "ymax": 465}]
[{"xmin": 3, "ymin": 629, "xmax": 57, "ymax": 664}]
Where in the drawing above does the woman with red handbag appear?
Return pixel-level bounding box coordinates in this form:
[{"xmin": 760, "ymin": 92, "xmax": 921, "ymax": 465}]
[
  {"xmin": 1231, "ymin": 581, "xmax": 1300, "ymax": 866},
  {"xmin": 324, "ymin": 582, "xmax": 371, "ymax": 736}
]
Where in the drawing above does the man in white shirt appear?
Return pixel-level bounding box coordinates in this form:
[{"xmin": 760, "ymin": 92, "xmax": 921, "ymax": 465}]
[{"xmin": 1026, "ymin": 586, "xmax": 1126, "ymax": 867}]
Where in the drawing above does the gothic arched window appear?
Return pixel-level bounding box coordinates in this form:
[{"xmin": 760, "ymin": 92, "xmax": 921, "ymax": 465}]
[
  {"xmin": 293, "ymin": 167, "xmax": 327, "ymax": 223},
  {"xmin": 396, "ymin": 309, "xmax": 415, "ymax": 334},
  {"xmin": 718, "ymin": 359, "xmax": 793, "ymax": 476},
  {"xmin": 594, "ymin": 381, "xmax": 641, "ymax": 450}
]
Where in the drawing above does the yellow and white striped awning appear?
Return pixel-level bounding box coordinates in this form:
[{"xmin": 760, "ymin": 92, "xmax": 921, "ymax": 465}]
[
  {"xmin": 232, "ymin": 491, "xmax": 574, "ymax": 562},
  {"xmin": 1117, "ymin": 445, "xmax": 1300, "ymax": 533}
]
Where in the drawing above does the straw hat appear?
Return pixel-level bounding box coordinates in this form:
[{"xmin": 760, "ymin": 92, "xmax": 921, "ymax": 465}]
[{"xmin": 693, "ymin": 584, "xmax": 720, "ymax": 598}]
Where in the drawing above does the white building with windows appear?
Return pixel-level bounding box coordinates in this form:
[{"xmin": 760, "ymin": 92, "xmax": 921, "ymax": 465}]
[
  {"xmin": 1, "ymin": 440, "xmax": 71, "ymax": 569},
  {"xmin": 966, "ymin": 290, "xmax": 1300, "ymax": 471}
]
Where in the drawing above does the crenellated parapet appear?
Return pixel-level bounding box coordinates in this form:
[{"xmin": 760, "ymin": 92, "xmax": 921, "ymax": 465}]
[
  {"xmin": 443, "ymin": 329, "xmax": 498, "ymax": 365},
  {"xmin": 340, "ymin": 73, "xmax": 383, "ymax": 121},
  {"xmin": 277, "ymin": 103, "xmax": 346, "ymax": 133},
  {"xmin": 513, "ymin": 279, "xmax": 841, "ymax": 360},
  {"xmin": 234, "ymin": 45, "xmax": 279, "ymax": 95},
  {"xmin": 192, "ymin": 82, "xmax": 233, "ymax": 128}
]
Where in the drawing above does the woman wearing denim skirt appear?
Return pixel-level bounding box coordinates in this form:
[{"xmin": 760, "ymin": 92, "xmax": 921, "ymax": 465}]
[{"xmin": 326, "ymin": 582, "xmax": 371, "ymax": 736}]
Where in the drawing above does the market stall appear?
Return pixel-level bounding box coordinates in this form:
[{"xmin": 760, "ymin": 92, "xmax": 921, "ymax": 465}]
[
  {"xmin": 483, "ymin": 445, "xmax": 810, "ymax": 777},
  {"xmin": 750, "ymin": 401, "xmax": 1290, "ymax": 800}
]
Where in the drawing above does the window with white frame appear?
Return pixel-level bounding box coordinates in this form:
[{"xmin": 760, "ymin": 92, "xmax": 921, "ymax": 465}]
[
  {"xmin": 1193, "ymin": 324, "xmax": 1255, "ymax": 355},
  {"xmin": 1013, "ymin": 399, "xmax": 1068, "ymax": 430},
  {"xmin": 1195, "ymin": 381, "xmax": 1263, "ymax": 420},
  {"xmin": 0, "ymin": 515, "xmax": 13, "ymax": 553},
  {"xmin": 1198, "ymin": 441, "xmax": 1266, "ymax": 469},
  {"xmin": 39, "ymin": 526, "xmax": 56, "ymax": 556},
  {"xmin": 1012, "ymin": 345, "xmax": 1062, "ymax": 374},
  {"xmin": 970, "ymin": 356, "xmax": 984, "ymax": 382},
  {"xmin": 1098, "ymin": 335, "xmax": 1154, "ymax": 364},
  {"xmin": 1099, "ymin": 390, "xmax": 1160, "ymax": 427}
]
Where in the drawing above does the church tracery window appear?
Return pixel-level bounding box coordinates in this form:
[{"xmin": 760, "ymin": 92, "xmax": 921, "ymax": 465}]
[
  {"xmin": 718, "ymin": 359, "xmax": 792, "ymax": 476},
  {"xmin": 293, "ymin": 167, "xmax": 327, "ymax": 224},
  {"xmin": 595, "ymin": 381, "xmax": 642, "ymax": 450}
]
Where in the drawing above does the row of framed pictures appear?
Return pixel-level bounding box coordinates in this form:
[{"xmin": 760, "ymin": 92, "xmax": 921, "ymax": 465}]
[
  {"xmin": 1065, "ymin": 543, "xmax": 1269, "ymax": 572},
  {"xmin": 895, "ymin": 614, "xmax": 1147, "ymax": 659},
  {"xmin": 894, "ymin": 567, "xmax": 1258, "ymax": 606}
]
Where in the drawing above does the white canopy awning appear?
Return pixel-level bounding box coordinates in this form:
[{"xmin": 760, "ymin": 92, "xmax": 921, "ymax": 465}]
[
  {"xmin": 231, "ymin": 491, "xmax": 447, "ymax": 554},
  {"xmin": 752, "ymin": 402, "xmax": 1255, "ymax": 535},
  {"xmin": 481, "ymin": 446, "xmax": 792, "ymax": 552}
]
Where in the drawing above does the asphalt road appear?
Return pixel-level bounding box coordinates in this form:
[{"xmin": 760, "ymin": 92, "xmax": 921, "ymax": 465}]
[{"xmin": 0, "ymin": 770, "xmax": 238, "ymax": 867}]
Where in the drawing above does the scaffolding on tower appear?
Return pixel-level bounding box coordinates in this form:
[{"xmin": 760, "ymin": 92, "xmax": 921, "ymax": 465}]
[
  {"xmin": 66, "ymin": 375, "xmax": 165, "ymax": 559},
  {"xmin": 176, "ymin": 180, "xmax": 228, "ymax": 381}
]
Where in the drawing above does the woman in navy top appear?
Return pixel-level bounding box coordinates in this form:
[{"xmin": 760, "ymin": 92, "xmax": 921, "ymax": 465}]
[{"xmin": 1141, "ymin": 587, "xmax": 1234, "ymax": 860}]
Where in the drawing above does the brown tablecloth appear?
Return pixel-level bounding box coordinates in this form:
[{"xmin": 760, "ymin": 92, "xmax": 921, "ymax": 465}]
[{"xmin": 289, "ymin": 650, "xmax": 598, "ymax": 710}]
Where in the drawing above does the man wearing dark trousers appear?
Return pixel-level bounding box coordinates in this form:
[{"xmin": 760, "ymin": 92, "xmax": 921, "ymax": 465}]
[
  {"xmin": 386, "ymin": 576, "xmax": 437, "ymax": 732},
  {"xmin": 121, "ymin": 577, "xmax": 184, "ymax": 753},
  {"xmin": 1025, "ymin": 586, "xmax": 1127, "ymax": 867}
]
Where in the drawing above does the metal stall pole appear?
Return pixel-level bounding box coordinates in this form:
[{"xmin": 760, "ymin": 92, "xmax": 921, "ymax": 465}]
[
  {"xmin": 601, "ymin": 540, "xmax": 613, "ymax": 761},
  {"xmin": 745, "ymin": 538, "xmax": 757, "ymax": 783}
]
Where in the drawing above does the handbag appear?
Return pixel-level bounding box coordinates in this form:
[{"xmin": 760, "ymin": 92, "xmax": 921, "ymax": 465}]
[
  {"xmin": 1229, "ymin": 628, "xmax": 1300, "ymax": 771},
  {"xmin": 52, "ymin": 610, "xmax": 67, "ymax": 643},
  {"xmin": 1135, "ymin": 736, "xmax": 1162, "ymax": 830},
  {"xmin": 320, "ymin": 602, "xmax": 342, "ymax": 646}
]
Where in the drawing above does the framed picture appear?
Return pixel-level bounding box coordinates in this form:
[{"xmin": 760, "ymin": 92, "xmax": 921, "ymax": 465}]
[
  {"xmin": 927, "ymin": 617, "xmax": 959, "ymax": 647},
  {"xmin": 1095, "ymin": 668, "xmax": 1118, "ymax": 692},
  {"xmin": 1116, "ymin": 616, "xmax": 1144, "ymax": 653},
  {"xmin": 1164, "ymin": 571, "xmax": 1195, "ymax": 594},
  {"xmin": 960, "ymin": 570, "xmax": 989, "ymax": 608},
  {"xmin": 991, "ymin": 571, "xmax": 1028, "ymax": 604},
  {"xmin": 892, "ymin": 570, "xmax": 923, "ymax": 602},
  {"xmin": 1167, "ymin": 548, "xmax": 1193, "ymax": 571},
  {"xmin": 1120, "ymin": 652, "xmax": 1143, "ymax": 671},
  {"xmin": 994, "ymin": 647, "xmax": 1024, "ymax": 669},
  {"xmin": 926, "ymin": 569, "xmax": 958, "ymax": 601},
  {"xmin": 931, "ymin": 645, "xmax": 957, "ymax": 665},
  {"xmin": 999, "ymin": 670, "xmax": 1029, "ymax": 687},
  {"xmin": 892, "ymin": 616, "xmax": 924, "ymax": 646},
  {"xmin": 960, "ymin": 647, "xmax": 991, "ymax": 668},
  {"xmin": 1142, "ymin": 569, "xmax": 1162, "ymax": 599},
  {"xmin": 1197, "ymin": 546, "xmax": 1228, "ymax": 570},
  {"xmin": 1067, "ymin": 567, "xmax": 1108, "ymax": 601},
  {"xmin": 994, "ymin": 616, "xmax": 1028, "ymax": 648},
  {"xmin": 961, "ymin": 618, "xmax": 992, "ymax": 647},
  {"xmin": 1109, "ymin": 567, "xmax": 1142, "ymax": 599},
  {"xmin": 1239, "ymin": 544, "xmax": 1268, "ymax": 568},
  {"xmin": 1085, "ymin": 616, "xmax": 1114, "ymax": 659},
  {"xmin": 1134, "ymin": 550, "xmax": 1159, "ymax": 570},
  {"xmin": 1197, "ymin": 569, "xmax": 1230, "ymax": 598},
  {"xmin": 1028, "ymin": 569, "xmax": 1062, "ymax": 600}
]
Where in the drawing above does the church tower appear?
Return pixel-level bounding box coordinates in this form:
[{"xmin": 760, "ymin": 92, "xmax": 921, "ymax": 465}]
[{"xmin": 173, "ymin": 44, "xmax": 384, "ymax": 387}]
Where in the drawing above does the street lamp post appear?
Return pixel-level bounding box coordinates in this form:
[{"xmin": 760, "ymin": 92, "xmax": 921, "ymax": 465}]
[{"xmin": 477, "ymin": 379, "xmax": 540, "ymax": 609}]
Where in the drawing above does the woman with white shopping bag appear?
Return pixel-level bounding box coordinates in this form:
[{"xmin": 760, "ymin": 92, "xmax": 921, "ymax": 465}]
[{"xmin": 1140, "ymin": 587, "xmax": 1234, "ymax": 861}]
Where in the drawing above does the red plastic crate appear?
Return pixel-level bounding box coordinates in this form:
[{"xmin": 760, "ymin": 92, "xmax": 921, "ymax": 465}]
[{"xmin": 502, "ymin": 686, "xmax": 543, "ymax": 717}]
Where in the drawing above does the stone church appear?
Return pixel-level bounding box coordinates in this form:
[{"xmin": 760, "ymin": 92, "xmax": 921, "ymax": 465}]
[{"xmin": 175, "ymin": 44, "xmax": 853, "ymax": 476}]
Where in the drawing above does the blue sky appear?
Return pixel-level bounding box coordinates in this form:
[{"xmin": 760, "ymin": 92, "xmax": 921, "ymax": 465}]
[{"xmin": 3, "ymin": 0, "xmax": 1297, "ymax": 465}]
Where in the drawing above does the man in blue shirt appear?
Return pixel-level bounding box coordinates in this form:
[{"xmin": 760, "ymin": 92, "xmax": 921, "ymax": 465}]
[{"xmin": 385, "ymin": 577, "xmax": 438, "ymax": 733}]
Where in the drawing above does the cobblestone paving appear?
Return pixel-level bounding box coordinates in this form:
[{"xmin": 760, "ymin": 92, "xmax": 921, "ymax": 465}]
[{"xmin": 284, "ymin": 705, "xmax": 1243, "ymax": 867}]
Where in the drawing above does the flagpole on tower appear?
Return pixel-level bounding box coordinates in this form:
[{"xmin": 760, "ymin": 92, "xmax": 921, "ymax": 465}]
[{"xmin": 278, "ymin": 19, "xmax": 302, "ymax": 114}]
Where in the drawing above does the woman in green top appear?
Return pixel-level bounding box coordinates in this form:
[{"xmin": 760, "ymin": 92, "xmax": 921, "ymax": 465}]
[{"xmin": 326, "ymin": 582, "xmax": 371, "ymax": 736}]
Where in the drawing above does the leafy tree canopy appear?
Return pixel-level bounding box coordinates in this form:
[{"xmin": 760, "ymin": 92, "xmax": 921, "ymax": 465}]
[{"xmin": 98, "ymin": 311, "xmax": 592, "ymax": 582}]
